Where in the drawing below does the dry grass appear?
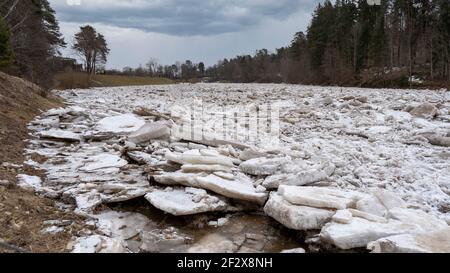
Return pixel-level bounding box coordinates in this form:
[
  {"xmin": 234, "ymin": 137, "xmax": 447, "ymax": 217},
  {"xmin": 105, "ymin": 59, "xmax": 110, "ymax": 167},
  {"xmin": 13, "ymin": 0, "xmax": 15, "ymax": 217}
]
[
  {"xmin": 55, "ymin": 72, "xmax": 174, "ymax": 89},
  {"xmin": 0, "ymin": 72, "xmax": 84, "ymax": 253}
]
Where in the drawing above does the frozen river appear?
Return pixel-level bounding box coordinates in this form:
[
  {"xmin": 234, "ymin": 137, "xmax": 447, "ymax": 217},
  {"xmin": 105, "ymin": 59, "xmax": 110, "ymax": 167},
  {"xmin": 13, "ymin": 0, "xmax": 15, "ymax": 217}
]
[{"xmin": 21, "ymin": 83, "xmax": 450, "ymax": 253}]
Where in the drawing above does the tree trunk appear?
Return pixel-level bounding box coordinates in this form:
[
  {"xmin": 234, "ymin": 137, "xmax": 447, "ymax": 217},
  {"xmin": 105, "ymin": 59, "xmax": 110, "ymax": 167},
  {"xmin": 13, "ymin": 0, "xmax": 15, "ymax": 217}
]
[
  {"xmin": 430, "ymin": 34, "xmax": 433, "ymax": 80},
  {"xmin": 408, "ymin": 1, "xmax": 413, "ymax": 87},
  {"xmin": 353, "ymin": 26, "xmax": 358, "ymax": 73}
]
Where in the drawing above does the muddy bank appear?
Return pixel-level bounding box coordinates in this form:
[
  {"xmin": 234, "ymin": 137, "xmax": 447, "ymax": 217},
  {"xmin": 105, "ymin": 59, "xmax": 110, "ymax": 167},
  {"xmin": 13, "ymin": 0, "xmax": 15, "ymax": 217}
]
[{"xmin": 0, "ymin": 72, "xmax": 84, "ymax": 253}]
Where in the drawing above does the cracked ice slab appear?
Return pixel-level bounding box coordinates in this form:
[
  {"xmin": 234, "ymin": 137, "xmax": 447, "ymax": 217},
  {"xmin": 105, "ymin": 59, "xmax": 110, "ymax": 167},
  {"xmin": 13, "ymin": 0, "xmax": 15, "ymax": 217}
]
[
  {"xmin": 153, "ymin": 172, "xmax": 267, "ymax": 204},
  {"xmin": 263, "ymin": 161, "xmax": 336, "ymax": 189},
  {"xmin": 320, "ymin": 208, "xmax": 449, "ymax": 250},
  {"xmin": 97, "ymin": 114, "xmax": 145, "ymax": 134},
  {"xmin": 145, "ymin": 187, "xmax": 233, "ymax": 216},
  {"xmin": 166, "ymin": 150, "xmax": 235, "ymax": 167},
  {"xmin": 79, "ymin": 153, "xmax": 128, "ymax": 172},
  {"xmin": 278, "ymin": 185, "xmax": 365, "ymax": 210},
  {"xmin": 195, "ymin": 174, "xmax": 268, "ymax": 204},
  {"xmin": 95, "ymin": 211, "xmax": 150, "ymax": 240},
  {"xmin": 264, "ymin": 192, "xmax": 335, "ymax": 230},
  {"xmin": 39, "ymin": 129, "xmax": 81, "ymax": 142},
  {"xmin": 240, "ymin": 157, "xmax": 291, "ymax": 176},
  {"xmin": 368, "ymin": 229, "xmax": 450, "ymax": 253},
  {"xmin": 128, "ymin": 121, "xmax": 171, "ymax": 144}
]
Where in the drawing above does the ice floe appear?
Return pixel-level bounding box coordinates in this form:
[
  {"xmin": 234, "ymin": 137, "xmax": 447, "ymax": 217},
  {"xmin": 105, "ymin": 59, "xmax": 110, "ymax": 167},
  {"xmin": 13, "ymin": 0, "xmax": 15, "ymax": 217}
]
[{"xmin": 23, "ymin": 83, "xmax": 450, "ymax": 253}]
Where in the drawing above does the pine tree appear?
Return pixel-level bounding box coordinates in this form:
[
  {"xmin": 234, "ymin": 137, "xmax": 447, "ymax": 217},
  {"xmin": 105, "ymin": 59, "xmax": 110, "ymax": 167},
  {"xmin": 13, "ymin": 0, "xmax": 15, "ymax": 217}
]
[
  {"xmin": 0, "ymin": 18, "xmax": 13, "ymax": 68},
  {"xmin": 73, "ymin": 25, "xmax": 110, "ymax": 75},
  {"xmin": 208, "ymin": 0, "xmax": 450, "ymax": 85},
  {"xmin": 0, "ymin": 0, "xmax": 66, "ymax": 88}
]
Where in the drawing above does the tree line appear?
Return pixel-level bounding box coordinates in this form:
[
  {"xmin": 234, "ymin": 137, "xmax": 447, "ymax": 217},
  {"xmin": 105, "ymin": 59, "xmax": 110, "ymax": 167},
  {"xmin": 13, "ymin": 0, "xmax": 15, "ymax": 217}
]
[
  {"xmin": 106, "ymin": 59, "xmax": 206, "ymax": 81},
  {"xmin": 0, "ymin": 1, "xmax": 110, "ymax": 89},
  {"xmin": 1, "ymin": 0, "xmax": 448, "ymax": 88},
  {"xmin": 206, "ymin": 0, "xmax": 450, "ymax": 87}
]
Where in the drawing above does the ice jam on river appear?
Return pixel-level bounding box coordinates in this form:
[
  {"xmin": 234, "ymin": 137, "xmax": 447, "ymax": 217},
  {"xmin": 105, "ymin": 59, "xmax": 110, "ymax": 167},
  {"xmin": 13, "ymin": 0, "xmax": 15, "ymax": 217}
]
[{"xmin": 20, "ymin": 83, "xmax": 450, "ymax": 253}]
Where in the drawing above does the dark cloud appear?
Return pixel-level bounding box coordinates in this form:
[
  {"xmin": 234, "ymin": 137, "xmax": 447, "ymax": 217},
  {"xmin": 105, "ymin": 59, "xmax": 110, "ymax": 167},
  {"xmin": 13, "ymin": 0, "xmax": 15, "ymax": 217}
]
[{"xmin": 50, "ymin": 0, "xmax": 318, "ymax": 36}]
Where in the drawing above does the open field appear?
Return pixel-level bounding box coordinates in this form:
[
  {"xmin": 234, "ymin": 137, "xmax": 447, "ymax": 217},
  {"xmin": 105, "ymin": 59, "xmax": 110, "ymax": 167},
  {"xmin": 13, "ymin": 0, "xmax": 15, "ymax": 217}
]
[{"xmin": 54, "ymin": 72, "xmax": 174, "ymax": 89}]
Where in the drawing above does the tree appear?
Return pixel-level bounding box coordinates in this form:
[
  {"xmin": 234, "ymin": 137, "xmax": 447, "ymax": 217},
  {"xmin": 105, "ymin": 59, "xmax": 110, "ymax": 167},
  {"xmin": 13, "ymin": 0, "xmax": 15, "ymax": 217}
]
[
  {"xmin": 0, "ymin": 0, "xmax": 65, "ymax": 88},
  {"xmin": 202, "ymin": 0, "xmax": 450, "ymax": 85},
  {"xmin": 198, "ymin": 62, "xmax": 205, "ymax": 77},
  {"xmin": 181, "ymin": 60, "xmax": 194, "ymax": 79},
  {"xmin": 73, "ymin": 25, "xmax": 110, "ymax": 74},
  {"xmin": 135, "ymin": 64, "xmax": 146, "ymax": 76},
  {"xmin": 146, "ymin": 58, "xmax": 159, "ymax": 76},
  {"xmin": 0, "ymin": 17, "xmax": 13, "ymax": 67}
]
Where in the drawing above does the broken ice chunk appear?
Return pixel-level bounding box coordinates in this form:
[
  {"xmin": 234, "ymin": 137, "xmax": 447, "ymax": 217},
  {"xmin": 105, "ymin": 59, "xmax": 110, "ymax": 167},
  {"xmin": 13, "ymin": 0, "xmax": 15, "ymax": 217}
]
[
  {"xmin": 39, "ymin": 129, "xmax": 81, "ymax": 142},
  {"xmin": 165, "ymin": 151, "xmax": 235, "ymax": 167},
  {"xmin": 70, "ymin": 235, "xmax": 127, "ymax": 253},
  {"xmin": 127, "ymin": 151, "xmax": 160, "ymax": 166},
  {"xmin": 262, "ymin": 161, "xmax": 335, "ymax": 189},
  {"xmin": 332, "ymin": 210, "xmax": 353, "ymax": 224},
  {"xmin": 356, "ymin": 196, "xmax": 388, "ymax": 217},
  {"xmin": 181, "ymin": 164, "xmax": 232, "ymax": 173},
  {"xmin": 368, "ymin": 229, "xmax": 450, "ymax": 253},
  {"xmin": 128, "ymin": 121, "xmax": 171, "ymax": 144},
  {"xmin": 97, "ymin": 114, "xmax": 145, "ymax": 134},
  {"xmin": 320, "ymin": 208, "xmax": 448, "ymax": 250},
  {"xmin": 240, "ymin": 157, "xmax": 289, "ymax": 176},
  {"xmin": 281, "ymin": 248, "xmax": 306, "ymax": 253},
  {"xmin": 153, "ymin": 172, "xmax": 202, "ymax": 187},
  {"xmin": 16, "ymin": 174, "xmax": 42, "ymax": 192},
  {"xmin": 264, "ymin": 193, "xmax": 334, "ymax": 230},
  {"xmin": 194, "ymin": 174, "xmax": 268, "ymax": 204},
  {"xmin": 145, "ymin": 187, "xmax": 232, "ymax": 216},
  {"xmin": 95, "ymin": 211, "xmax": 150, "ymax": 240},
  {"xmin": 372, "ymin": 189, "xmax": 407, "ymax": 211},
  {"xmin": 278, "ymin": 185, "xmax": 360, "ymax": 210},
  {"xmin": 79, "ymin": 153, "xmax": 128, "ymax": 172},
  {"xmin": 320, "ymin": 218, "xmax": 419, "ymax": 250}
]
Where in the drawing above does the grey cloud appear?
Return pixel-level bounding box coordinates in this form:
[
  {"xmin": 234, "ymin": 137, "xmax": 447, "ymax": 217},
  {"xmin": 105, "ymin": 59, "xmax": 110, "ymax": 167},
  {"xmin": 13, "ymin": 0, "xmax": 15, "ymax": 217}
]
[{"xmin": 50, "ymin": 0, "xmax": 318, "ymax": 35}]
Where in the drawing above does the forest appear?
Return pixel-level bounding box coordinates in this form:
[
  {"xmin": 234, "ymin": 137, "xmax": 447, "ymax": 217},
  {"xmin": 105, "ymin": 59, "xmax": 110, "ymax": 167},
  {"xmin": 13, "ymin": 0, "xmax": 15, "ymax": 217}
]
[
  {"xmin": 206, "ymin": 0, "xmax": 450, "ymax": 87},
  {"xmin": 1, "ymin": 0, "xmax": 449, "ymax": 88}
]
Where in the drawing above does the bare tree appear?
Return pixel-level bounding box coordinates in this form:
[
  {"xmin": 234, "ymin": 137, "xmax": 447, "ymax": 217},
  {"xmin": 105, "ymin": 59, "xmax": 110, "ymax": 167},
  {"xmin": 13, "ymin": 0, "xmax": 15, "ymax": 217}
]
[{"xmin": 146, "ymin": 58, "xmax": 159, "ymax": 76}]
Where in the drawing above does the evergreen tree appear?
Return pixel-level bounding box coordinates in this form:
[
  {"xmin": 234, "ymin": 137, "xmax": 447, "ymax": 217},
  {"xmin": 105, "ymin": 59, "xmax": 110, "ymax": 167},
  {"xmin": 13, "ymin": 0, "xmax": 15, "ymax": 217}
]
[
  {"xmin": 0, "ymin": 18, "xmax": 13, "ymax": 68},
  {"xmin": 207, "ymin": 0, "xmax": 450, "ymax": 86},
  {"xmin": 0, "ymin": 0, "xmax": 66, "ymax": 88},
  {"xmin": 73, "ymin": 25, "xmax": 110, "ymax": 74}
]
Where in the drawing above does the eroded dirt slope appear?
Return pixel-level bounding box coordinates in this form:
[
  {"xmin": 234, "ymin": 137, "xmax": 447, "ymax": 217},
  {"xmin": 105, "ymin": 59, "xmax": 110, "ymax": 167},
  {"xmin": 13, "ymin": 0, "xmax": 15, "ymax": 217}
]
[{"xmin": 0, "ymin": 72, "xmax": 82, "ymax": 253}]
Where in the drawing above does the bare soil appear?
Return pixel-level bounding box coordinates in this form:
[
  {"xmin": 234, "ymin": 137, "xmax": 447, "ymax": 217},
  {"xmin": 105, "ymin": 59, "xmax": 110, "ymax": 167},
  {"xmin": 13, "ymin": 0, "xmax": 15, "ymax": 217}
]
[{"xmin": 0, "ymin": 72, "xmax": 83, "ymax": 253}]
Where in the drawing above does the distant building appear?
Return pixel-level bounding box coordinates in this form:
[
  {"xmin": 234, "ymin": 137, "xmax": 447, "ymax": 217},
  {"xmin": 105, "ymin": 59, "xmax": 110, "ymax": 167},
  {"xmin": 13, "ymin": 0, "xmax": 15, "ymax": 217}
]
[{"xmin": 50, "ymin": 57, "xmax": 83, "ymax": 72}]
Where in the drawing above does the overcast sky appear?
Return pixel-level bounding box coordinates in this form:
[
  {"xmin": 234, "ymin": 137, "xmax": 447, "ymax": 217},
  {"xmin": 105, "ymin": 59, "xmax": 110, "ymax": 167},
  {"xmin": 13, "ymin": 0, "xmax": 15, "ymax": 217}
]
[{"xmin": 49, "ymin": 0, "xmax": 321, "ymax": 69}]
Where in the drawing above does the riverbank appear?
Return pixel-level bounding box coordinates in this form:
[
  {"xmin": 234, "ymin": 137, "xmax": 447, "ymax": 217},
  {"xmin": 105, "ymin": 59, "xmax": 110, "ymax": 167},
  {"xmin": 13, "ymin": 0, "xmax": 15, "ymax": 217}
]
[
  {"xmin": 55, "ymin": 72, "xmax": 174, "ymax": 90},
  {"xmin": 0, "ymin": 72, "xmax": 84, "ymax": 253}
]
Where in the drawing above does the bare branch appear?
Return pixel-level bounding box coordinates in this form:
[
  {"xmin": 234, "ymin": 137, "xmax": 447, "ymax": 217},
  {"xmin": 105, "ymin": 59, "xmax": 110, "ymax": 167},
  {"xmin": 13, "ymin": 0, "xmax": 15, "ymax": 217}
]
[
  {"xmin": 9, "ymin": 10, "xmax": 28, "ymax": 33},
  {"xmin": 2, "ymin": 0, "xmax": 20, "ymax": 20}
]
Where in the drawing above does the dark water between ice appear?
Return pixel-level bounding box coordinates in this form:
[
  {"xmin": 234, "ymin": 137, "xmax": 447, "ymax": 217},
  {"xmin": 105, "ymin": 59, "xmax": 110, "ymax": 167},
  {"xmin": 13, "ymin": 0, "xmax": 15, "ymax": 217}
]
[{"xmin": 108, "ymin": 198, "xmax": 306, "ymax": 253}]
